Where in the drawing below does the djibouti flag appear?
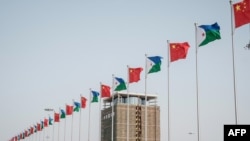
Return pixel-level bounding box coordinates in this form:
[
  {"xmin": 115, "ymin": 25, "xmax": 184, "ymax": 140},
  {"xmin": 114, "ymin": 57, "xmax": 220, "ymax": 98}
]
[
  {"xmin": 147, "ymin": 56, "xmax": 163, "ymax": 74},
  {"xmin": 197, "ymin": 22, "xmax": 221, "ymax": 47},
  {"xmin": 114, "ymin": 77, "xmax": 127, "ymax": 91}
]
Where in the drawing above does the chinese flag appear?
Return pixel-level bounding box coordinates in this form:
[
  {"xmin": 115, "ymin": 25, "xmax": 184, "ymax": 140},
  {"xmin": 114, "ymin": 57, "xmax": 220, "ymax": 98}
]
[
  {"xmin": 54, "ymin": 113, "xmax": 60, "ymax": 122},
  {"xmin": 66, "ymin": 105, "xmax": 73, "ymax": 115},
  {"xmin": 170, "ymin": 42, "xmax": 190, "ymax": 62},
  {"xmin": 24, "ymin": 130, "xmax": 28, "ymax": 137},
  {"xmin": 30, "ymin": 127, "xmax": 34, "ymax": 134},
  {"xmin": 37, "ymin": 123, "xmax": 41, "ymax": 131},
  {"xmin": 81, "ymin": 96, "xmax": 87, "ymax": 108},
  {"xmin": 101, "ymin": 84, "xmax": 111, "ymax": 98},
  {"xmin": 233, "ymin": 0, "xmax": 250, "ymax": 28},
  {"xmin": 44, "ymin": 118, "xmax": 48, "ymax": 127},
  {"xmin": 129, "ymin": 67, "xmax": 143, "ymax": 83}
]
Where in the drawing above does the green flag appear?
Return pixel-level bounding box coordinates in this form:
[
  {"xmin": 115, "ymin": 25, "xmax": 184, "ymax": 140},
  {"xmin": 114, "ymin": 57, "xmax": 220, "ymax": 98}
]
[
  {"xmin": 74, "ymin": 101, "xmax": 80, "ymax": 112},
  {"xmin": 197, "ymin": 22, "xmax": 221, "ymax": 47},
  {"xmin": 91, "ymin": 90, "xmax": 99, "ymax": 103},
  {"xmin": 49, "ymin": 116, "xmax": 53, "ymax": 125},
  {"xmin": 114, "ymin": 77, "xmax": 127, "ymax": 91},
  {"xmin": 147, "ymin": 56, "xmax": 163, "ymax": 74},
  {"xmin": 60, "ymin": 109, "xmax": 66, "ymax": 119}
]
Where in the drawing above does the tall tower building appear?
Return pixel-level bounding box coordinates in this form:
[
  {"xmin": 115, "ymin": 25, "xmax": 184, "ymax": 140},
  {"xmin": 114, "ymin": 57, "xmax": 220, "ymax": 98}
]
[{"xmin": 101, "ymin": 92, "xmax": 160, "ymax": 141}]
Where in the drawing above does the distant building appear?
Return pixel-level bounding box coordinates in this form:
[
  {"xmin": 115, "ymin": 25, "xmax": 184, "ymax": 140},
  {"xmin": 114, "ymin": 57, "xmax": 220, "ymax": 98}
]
[{"xmin": 101, "ymin": 92, "xmax": 160, "ymax": 141}]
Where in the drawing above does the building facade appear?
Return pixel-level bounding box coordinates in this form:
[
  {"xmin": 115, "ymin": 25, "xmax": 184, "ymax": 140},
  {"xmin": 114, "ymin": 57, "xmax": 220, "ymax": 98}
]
[{"xmin": 101, "ymin": 92, "xmax": 160, "ymax": 141}]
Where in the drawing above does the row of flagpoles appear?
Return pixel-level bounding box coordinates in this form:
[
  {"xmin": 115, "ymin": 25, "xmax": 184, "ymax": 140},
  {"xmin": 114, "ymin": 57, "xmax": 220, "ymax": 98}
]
[
  {"xmin": 8, "ymin": 55, "xmax": 162, "ymax": 141},
  {"xmin": 9, "ymin": 0, "xmax": 250, "ymax": 141}
]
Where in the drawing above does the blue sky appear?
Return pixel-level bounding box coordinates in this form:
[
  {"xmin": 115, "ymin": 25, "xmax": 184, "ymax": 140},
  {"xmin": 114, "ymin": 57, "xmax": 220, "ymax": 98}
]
[{"xmin": 0, "ymin": 0, "xmax": 250, "ymax": 141}]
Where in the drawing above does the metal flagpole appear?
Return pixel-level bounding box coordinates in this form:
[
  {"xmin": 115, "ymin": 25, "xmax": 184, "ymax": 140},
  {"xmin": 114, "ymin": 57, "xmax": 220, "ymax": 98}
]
[
  {"xmin": 155, "ymin": 95, "xmax": 157, "ymax": 141},
  {"xmin": 99, "ymin": 83, "xmax": 102, "ymax": 141},
  {"xmin": 194, "ymin": 23, "xmax": 200, "ymax": 141},
  {"xmin": 35, "ymin": 124, "xmax": 38, "ymax": 140},
  {"xmin": 32, "ymin": 128, "xmax": 34, "ymax": 141},
  {"xmin": 46, "ymin": 116, "xmax": 50, "ymax": 141},
  {"xmin": 64, "ymin": 105, "xmax": 66, "ymax": 141},
  {"xmin": 43, "ymin": 122, "xmax": 45, "ymax": 141},
  {"xmin": 52, "ymin": 114, "xmax": 55, "ymax": 141},
  {"xmin": 126, "ymin": 65, "xmax": 130, "ymax": 141},
  {"xmin": 111, "ymin": 74, "xmax": 115, "ymax": 141},
  {"xmin": 57, "ymin": 108, "xmax": 61, "ymax": 141},
  {"xmin": 79, "ymin": 95, "xmax": 82, "ymax": 141},
  {"xmin": 39, "ymin": 127, "xmax": 41, "ymax": 141},
  {"xmin": 58, "ymin": 108, "xmax": 60, "ymax": 141},
  {"xmin": 229, "ymin": 0, "xmax": 238, "ymax": 125},
  {"xmin": 32, "ymin": 131, "xmax": 34, "ymax": 141},
  {"xmin": 71, "ymin": 101, "xmax": 74, "ymax": 141},
  {"xmin": 41, "ymin": 121, "xmax": 45, "ymax": 141},
  {"xmin": 167, "ymin": 40, "xmax": 170, "ymax": 141},
  {"xmin": 36, "ymin": 125, "xmax": 38, "ymax": 141},
  {"xmin": 144, "ymin": 54, "xmax": 148, "ymax": 141},
  {"xmin": 88, "ymin": 89, "xmax": 92, "ymax": 141}
]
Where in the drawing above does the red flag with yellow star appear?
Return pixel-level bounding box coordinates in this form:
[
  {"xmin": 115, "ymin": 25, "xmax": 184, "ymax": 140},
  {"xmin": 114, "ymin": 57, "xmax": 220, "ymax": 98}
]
[
  {"xmin": 44, "ymin": 118, "xmax": 48, "ymax": 127},
  {"xmin": 101, "ymin": 84, "xmax": 111, "ymax": 97},
  {"xmin": 54, "ymin": 113, "xmax": 60, "ymax": 122},
  {"xmin": 81, "ymin": 96, "xmax": 87, "ymax": 108},
  {"xmin": 129, "ymin": 67, "xmax": 143, "ymax": 83},
  {"xmin": 170, "ymin": 42, "xmax": 190, "ymax": 62},
  {"xmin": 66, "ymin": 105, "xmax": 73, "ymax": 115},
  {"xmin": 233, "ymin": 0, "xmax": 250, "ymax": 28}
]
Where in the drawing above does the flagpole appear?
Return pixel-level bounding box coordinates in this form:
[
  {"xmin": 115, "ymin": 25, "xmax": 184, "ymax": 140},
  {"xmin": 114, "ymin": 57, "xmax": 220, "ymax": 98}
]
[
  {"xmin": 29, "ymin": 131, "xmax": 31, "ymax": 141},
  {"xmin": 144, "ymin": 54, "xmax": 148, "ymax": 141},
  {"xmin": 58, "ymin": 109, "xmax": 60, "ymax": 141},
  {"xmin": 229, "ymin": 0, "xmax": 238, "ymax": 125},
  {"xmin": 31, "ymin": 130, "xmax": 34, "ymax": 141},
  {"xmin": 29, "ymin": 129, "xmax": 31, "ymax": 141},
  {"xmin": 39, "ymin": 126, "xmax": 41, "ymax": 141},
  {"xmin": 88, "ymin": 89, "xmax": 92, "ymax": 141},
  {"xmin": 71, "ymin": 101, "xmax": 74, "ymax": 141},
  {"xmin": 64, "ymin": 105, "xmax": 66, "ymax": 141},
  {"xmin": 111, "ymin": 74, "xmax": 115, "ymax": 141},
  {"xmin": 30, "ymin": 131, "xmax": 33, "ymax": 141},
  {"xmin": 52, "ymin": 114, "xmax": 55, "ymax": 141},
  {"xmin": 34, "ymin": 126, "xmax": 36, "ymax": 140},
  {"xmin": 99, "ymin": 83, "xmax": 102, "ymax": 141},
  {"xmin": 47, "ymin": 118, "xmax": 50, "ymax": 141},
  {"xmin": 167, "ymin": 40, "xmax": 170, "ymax": 141},
  {"xmin": 43, "ymin": 121, "xmax": 45, "ymax": 141},
  {"xmin": 79, "ymin": 95, "xmax": 82, "ymax": 141},
  {"xmin": 37, "ymin": 125, "xmax": 39, "ymax": 141},
  {"xmin": 126, "ymin": 65, "xmax": 130, "ymax": 141},
  {"xmin": 194, "ymin": 22, "xmax": 200, "ymax": 141}
]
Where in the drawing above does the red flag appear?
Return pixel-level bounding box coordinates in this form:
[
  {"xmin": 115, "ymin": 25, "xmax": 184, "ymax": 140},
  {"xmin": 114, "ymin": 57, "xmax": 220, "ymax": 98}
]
[
  {"xmin": 101, "ymin": 84, "xmax": 111, "ymax": 97},
  {"xmin": 24, "ymin": 130, "xmax": 28, "ymax": 137},
  {"xmin": 129, "ymin": 67, "xmax": 143, "ymax": 83},
  {"xmin": 19, "ymin": 133, "xmax": 22, "ymax": 139},
  {"xmin": 233, "ymin": 0, "xmax": 250, "ymax": 28},
  {"xmin": 10, "ymin": 137, "xmax": 14, "ymax": 141},
  {"xmin": 11, "ymin": 136, "xmax": 17, "ymax": 141},
  {"xmin": 30, "ymin": 126, "xmax": 34, "ymax": 134},
  {"xmin": 44, "ymin": 118, "xmax": 48, "ymax": 127},
  {"xmin": 81, "ymin": 96, "xmax": 87, "ymax": 108},
  {"xmin": 54, "ymin": 113, "xmax": 60, "ymax": 122},
  {"xmin": 66, "ymin": 105, "xmax": 73, "ymax": 115},
  {"xmin": 37, "ymin": 123, "xmax": 41, "ymax": 131},
  {"xmin": 170, "ymin": 42, "xmax": 190, "ymax": 62}
]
